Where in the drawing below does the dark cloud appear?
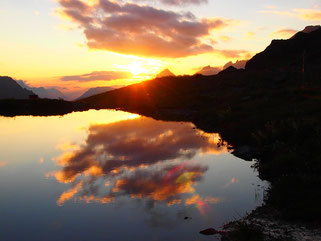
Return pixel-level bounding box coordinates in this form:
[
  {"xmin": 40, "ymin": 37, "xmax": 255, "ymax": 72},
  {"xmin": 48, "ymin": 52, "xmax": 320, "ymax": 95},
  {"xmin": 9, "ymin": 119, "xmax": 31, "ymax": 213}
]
[
  {"xmin": 52, "ymin": 117, "xmax": 225, "ymax": 205},
  {"xmin": 61, "ymin": 71, "xmax": 132, "ymax": 82},
  {"xmin": 57, "ymin": 0, "xmax": 231, "ymax": 58}
]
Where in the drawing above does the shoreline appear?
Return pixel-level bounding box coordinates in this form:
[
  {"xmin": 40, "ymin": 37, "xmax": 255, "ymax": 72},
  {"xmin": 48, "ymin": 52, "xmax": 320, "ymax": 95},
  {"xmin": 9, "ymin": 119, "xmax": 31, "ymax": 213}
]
[{"xmin": 222, "ymin": 205, "xmax": 321, "ymax": 241}]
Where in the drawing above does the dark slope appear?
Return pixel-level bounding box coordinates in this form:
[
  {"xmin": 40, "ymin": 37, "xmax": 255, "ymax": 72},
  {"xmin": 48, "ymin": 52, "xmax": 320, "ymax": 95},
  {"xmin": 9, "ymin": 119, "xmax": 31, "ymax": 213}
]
[
  {"xmin": 156, "ymin": 68, "xmax": 175, "ymax": 78},
  {"xmin": 246, "ymin": 26, "xmax": 321, "ymax": 72},
  {"xmin": 76, "ymin": 86, "xmax": 116, "ymax": 100},
  {"xmin": 0, "ymin": 76, "xmax": 35, "ymax": 99},
  {"xmin": 17, "ymin": 80, "xmax": 66, "ymax": 100}
]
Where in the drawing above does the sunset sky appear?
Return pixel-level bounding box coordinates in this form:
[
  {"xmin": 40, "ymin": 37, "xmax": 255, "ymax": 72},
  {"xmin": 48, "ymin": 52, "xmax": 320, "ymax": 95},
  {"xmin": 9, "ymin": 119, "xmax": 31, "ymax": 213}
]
[{"xmin": 0, "ymin": 0, "xmax": 320, "ymax": 97}]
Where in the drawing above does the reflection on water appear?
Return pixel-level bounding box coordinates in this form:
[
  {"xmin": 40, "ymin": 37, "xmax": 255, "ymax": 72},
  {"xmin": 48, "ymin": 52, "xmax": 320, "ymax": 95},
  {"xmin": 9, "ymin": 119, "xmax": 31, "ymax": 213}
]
[
  {"xmin": 50, "ymin": 118, "xmax": 226, "ymax": 208},
  {"xmin": 0, "ymin": 110, "xmax": 267, "ymax": 241}
]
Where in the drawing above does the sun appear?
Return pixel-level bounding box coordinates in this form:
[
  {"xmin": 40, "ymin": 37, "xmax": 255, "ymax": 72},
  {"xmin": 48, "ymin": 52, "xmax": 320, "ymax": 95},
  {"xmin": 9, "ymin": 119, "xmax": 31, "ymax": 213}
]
[{"xmin": 127, "ymin": 62, "xmax": 148, "ymax": 76}]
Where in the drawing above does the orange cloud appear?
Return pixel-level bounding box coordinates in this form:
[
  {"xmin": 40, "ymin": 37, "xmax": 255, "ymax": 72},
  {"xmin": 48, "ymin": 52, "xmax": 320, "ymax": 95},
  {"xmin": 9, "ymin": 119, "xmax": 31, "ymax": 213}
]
[
  {"xmin": 185, "ymin": 194, "xmax": 221, "ymax": 206},
  {"xmin": 260, "ymin": 8, "xmax": 321, "ymax": 21},
  {"xmin": 78, "ymin": 195, "xmax": 114, "ymax": 204},
  {"xmin": 270, "ymin": 28, "xmax": 298, "ymax": 39},
  {"xmin": 112, "ymin": 166, "xmax": 202, "ymax": 205},
  {"xmin": 216, "ymin": 49, "xmax": 252, "ymax": 59},
  {"xmin": 152, "ymin": 0, "xmax": 208, "ymax": 6},
  {"xmin": 220, "ymin": 35, "xmax": 233, "ymax": 42},
  {"xmin": 244, "ymin": 32, "xmax": 256, "ymax": 40},
  {"xmin": 53, "ymin": 117, "xmax": 225, "ymax": 183},
  {"xmin": 61, "ymin": 71, "xmax": 132, "ymax": 82},
  {"xmin": 56, "ymin": 0, "xmax": 234, "ymax": 58},
  {"xmin": 57, "ymin": 181, "xmax": 83, "ymax": 206},
  {"xmin": 50, "ymin": 117, "xmax": 227, "ymax": 206}
]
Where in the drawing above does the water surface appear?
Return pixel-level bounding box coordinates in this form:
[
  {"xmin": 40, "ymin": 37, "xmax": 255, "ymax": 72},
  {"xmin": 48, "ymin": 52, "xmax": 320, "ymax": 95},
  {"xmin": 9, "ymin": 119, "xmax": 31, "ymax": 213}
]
[{"xmin": 0, "ymin": 110, "xmax": 267, "ymax": 241}]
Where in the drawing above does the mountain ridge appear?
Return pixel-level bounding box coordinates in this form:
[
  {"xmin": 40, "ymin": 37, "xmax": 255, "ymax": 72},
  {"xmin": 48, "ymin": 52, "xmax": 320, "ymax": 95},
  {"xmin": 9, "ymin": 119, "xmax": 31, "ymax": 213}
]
[{"xmin": 0, "ymin": 76, "xmax": 35, "ymax": 99}]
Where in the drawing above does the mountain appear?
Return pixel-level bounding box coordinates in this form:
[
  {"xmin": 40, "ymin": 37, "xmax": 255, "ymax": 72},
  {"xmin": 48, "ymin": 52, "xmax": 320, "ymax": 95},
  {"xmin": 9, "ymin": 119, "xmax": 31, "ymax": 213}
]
[
  {"xmin": 156, "ymin": 69, "xmax": 175, "ymax": 78},
  {"xmin": 196, "ymin": 60, "xmax": 247, "ymax": 76},
  {"xmin": 0, "ymin": 76, "xmax": 35, "ymax": 99},
  {"xmin": 196, "ymin": 65, "xmax": 221, "ymax": 76},
  {"xmin": 78, "ymin": 26, "xmax": 321, "ymax": 114},
  {"xmin": 17, "ymin": 80, "xmax": 65, "ymax": 99},
  {"xmin": 76, "ymin": 86, "xmax": 116, "ymax": 100},
  {"xmin": 223, "ymin": 60, "xmax": 248, "ymax": 70},
  {"xmin": 246, "ymin": 25, "xmax": 321, "ymax": 72}
]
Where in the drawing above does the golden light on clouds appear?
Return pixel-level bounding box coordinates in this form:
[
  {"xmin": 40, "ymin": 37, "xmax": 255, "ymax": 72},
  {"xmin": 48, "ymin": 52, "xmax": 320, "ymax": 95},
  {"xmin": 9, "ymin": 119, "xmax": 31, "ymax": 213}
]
[
  {"xmin": 270, "ymin": 28, "xmax": 298, "ymax": 39},
  {"xmin": 126, "ymin": 62, "xmax": 148, "ymax": 76},
  {"xmin": 49, "ymin": 117, "xmax": 227, "ymax": 207},
  {"xmin": 260, "ymin": 8, "xmax": 321, "ymax": 21},
  {"xmin": 57, "ymin": 181, "xmax": 83, "ymax": 206}
]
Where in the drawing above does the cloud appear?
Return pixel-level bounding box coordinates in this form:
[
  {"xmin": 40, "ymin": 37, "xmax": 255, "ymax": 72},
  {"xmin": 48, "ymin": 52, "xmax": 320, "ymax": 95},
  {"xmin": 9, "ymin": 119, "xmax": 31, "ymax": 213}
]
[
  {"xmin": 244, "ymin": 31, "xmax": 256, "ymax": 40},
  {"xmin": 111, "ymin": 164, "xmax": 206, "ymax": 204},
  {"xmin": 216, "ymin": 49, "xmax": 252, "ymax": 59},
  {"xmin": 259, "ymin": 8, "xmax": 321, "ymax": 21},
  {"xmin": 61, "ymin": 71, "xmax": 132, "ymax": 82},
  {"xmin": 219, "ymin": 35, "xmax": 233, "ymax": 42},
  {"xmin": 270, "ymin": 28, "xmax": 298, "ymax": 39},
  {"xmin": 53, "ymin": 117, "xmax": 225, "ymax": 183},
  {"xmin": 56, "ymin": 0, "xmax": 233, "ymax": 58},
  {"xmin": 157, "ymin": 0, "xmax": 207, "ymax": 6},
  {"xmin": 50, "ymin": 117, "xmax": 226, "ymax": 205},
  {"xmin": 134, "ymin": 0, "xmax": 208, "ymax": 6}
]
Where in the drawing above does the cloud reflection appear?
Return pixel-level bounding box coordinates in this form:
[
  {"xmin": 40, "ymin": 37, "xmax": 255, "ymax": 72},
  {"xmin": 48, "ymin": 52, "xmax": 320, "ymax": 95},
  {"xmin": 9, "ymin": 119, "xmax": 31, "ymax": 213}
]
[{"xmin": 51, "ymin": 117, "xmax": 225, "ymax": 209}]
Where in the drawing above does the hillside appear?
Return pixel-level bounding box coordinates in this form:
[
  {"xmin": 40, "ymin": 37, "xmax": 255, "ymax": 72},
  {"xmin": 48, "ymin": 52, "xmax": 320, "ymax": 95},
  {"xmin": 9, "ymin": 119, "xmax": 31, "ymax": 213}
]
[
  {"xmin": 76, "ymin": 86, "xmax": 116, "ymax": 100},
  {"xmin": 246, "ymin": 26, "xmax": 321, "ymax": 72},
  {"xmin": 0, "ymin": 76, "xmax": 35, "ymax": 99},
  {"xmin": 17, "ymin": 80, "xmax": 66, "ymax": 100}
]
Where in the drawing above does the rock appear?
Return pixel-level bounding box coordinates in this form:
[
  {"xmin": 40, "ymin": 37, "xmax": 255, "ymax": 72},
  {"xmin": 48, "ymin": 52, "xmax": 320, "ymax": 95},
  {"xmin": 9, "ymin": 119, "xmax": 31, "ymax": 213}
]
[{"xmin": 200, "ymin": 228, "xmax": 225, "ymax": 235}]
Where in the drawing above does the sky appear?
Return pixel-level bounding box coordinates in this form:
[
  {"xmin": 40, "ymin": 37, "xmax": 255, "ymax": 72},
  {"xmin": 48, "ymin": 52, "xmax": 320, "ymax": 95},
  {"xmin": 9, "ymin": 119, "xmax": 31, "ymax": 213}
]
[{"xmin": 0, "ymin": 0, "xmax": 320, "ymax": 97}]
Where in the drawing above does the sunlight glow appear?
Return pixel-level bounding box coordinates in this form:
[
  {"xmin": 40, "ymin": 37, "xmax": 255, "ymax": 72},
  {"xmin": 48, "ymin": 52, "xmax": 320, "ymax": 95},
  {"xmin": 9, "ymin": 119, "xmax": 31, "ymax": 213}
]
[{"xmin": 127, "ymin": 62, "xmax": 149, "ymax": 76}]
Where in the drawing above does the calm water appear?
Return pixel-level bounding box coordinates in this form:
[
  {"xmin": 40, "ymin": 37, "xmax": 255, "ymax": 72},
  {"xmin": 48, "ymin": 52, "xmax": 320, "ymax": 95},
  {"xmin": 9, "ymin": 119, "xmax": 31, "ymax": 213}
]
[{"xmin": 0, "ymin": 110, "xmax": 267, "ymax": 241}]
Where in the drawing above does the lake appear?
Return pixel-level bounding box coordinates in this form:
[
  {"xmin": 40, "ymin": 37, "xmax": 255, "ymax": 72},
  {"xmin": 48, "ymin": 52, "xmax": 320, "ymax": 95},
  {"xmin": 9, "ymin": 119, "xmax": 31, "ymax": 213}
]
[{"xmin": 0, "ymin": 109, "xmax": 267, "ymax": 241}]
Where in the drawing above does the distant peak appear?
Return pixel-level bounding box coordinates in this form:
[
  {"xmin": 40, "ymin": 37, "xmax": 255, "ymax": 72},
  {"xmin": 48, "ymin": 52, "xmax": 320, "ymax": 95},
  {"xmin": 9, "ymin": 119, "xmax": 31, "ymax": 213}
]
[
  {"xmin": 301, "ymin": 25, "xmax": 321, "ymax": 34},
  {"xmin": 291, "ymin": 25, "xmax": 321, "ymax": 39},
  {"xmin": 156, "ymin": 69, "xmax": 175, "ymax": 78},
  {"xmin": 218, "ymin": 66, "xmax": 238, "ymax": 75},
  {"xmin": 196, "ymin": 65, "xmax": 221, "ymax": 76},
  {"xmin": 223, "ymin": 59, "xmax": 248, "ymax": 70}
]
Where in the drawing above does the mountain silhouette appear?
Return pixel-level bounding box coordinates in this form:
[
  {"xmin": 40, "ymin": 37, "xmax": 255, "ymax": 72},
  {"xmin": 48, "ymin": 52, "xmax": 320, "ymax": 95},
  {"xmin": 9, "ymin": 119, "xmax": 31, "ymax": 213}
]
[
  {"xmin": 196, "ymin": 65, "xmax": 221, "ymax": 76},
  {"xmin": 76, "ymin": 86, "xmax": 117, "ymax": 100},
  {"xmin": 156, "ymin": 69, "xmax": 175, "ymax": 78},
  {"xmin": 0, "ymin": 76, "xmax": 35, "ymax": 99},
  {"xmin": 223, "ymin": 60, "xmax": 247, "ymax": 70},
  {"xmin": 246, "ymin": 25, "xmax": 321, "ymax": 72},
  {"xmin": 77, "ymin": 26, "xmax": 321, "ymax": 114},
  {"xmin": 17, "ymin": 80, "xmax": 65, "ymax": 99}
]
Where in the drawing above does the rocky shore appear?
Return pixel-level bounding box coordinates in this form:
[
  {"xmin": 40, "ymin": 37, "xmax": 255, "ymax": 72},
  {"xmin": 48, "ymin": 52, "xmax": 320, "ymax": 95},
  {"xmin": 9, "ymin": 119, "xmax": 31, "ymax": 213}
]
[{"xmin": 222, "ymin": 206, "xmax": 321, "ymax": 241}]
